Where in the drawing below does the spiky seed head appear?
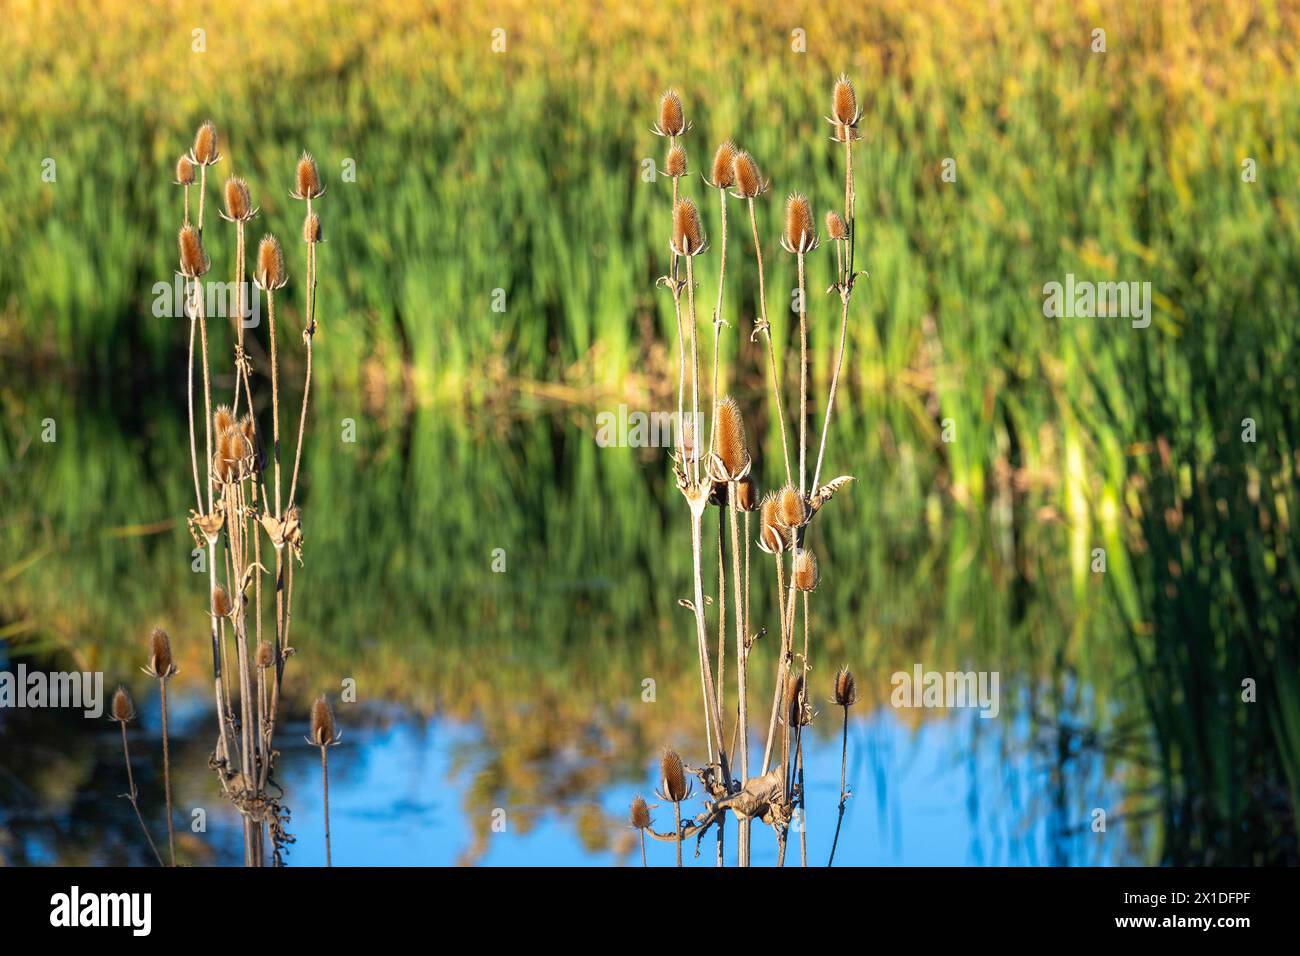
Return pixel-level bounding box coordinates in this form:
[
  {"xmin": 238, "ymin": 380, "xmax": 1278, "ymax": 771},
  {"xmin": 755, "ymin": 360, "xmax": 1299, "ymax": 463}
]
[
  {"xmin": 148, "ymin": 627, "xmax": 173, "ymax": 678},
  {"xmin": 672, "ymin": 198, "xmax": 705, "ymax": 256},
  {"xmin": 213, "ymin": 404, "xmax": 235, "ymax": 436},
  {"xmin": 294, "ymin": 152, "xmax": 323, "ymax": 199},
  {"xmin": 732, "ymin": 150, "xmax": 765, "ymax": 198},
  {"xmin": 832, "ymin": 74, "xmax": 859, "ymax": 128},
  {"xmin": 255, "ymin": 235, "xmax": 287, "ymax": 289},
  {"xmin": 178, "ymin": 224, "xmax": 209, "ymax": 278},
  {"xmin": 212, "ymin": 584, "xmax": 233, "ymax": 618},
  {"xmin": 775, "ymin": 484, "xmax": 806, "ymax": 528},
  {"xmin": 175, "ymin": 155, "xmax": 196, "ymax": 186},
  {"xmin": 658, "ymin": 90, "xmax": 686, "ymax": 136},
  {"xmin": 660, "ymin": 749, "xmax": 688, "ymax": 802},
  {"xmin": 735, "ymin": 475, "xmax": 758, "ymax": 512},
  {"xmin": 793, "ymin": 548, "xmax": 820, "ymax": 592},
  {"xmin": 256, "ymin": 640, "xmax": 275, "ymax": 669},
  {"xmin": 193, "ymin": 120, "xmax": 219, "ymax": 165},
  {"xmin": 759, "ymin": 491, "xmax": 786, "ymax": 552},
  {"xmin": 239, "ymin": 414, "xmax": 257, "ymax": 447},
  {"xmin": 680, "ymin": 416, "xmax": 698, "ymax": 463},
  {"xmin": 784, "ymin": 193, "xmax": 816, "ymax": 252},
  {"xmin": 111, "ymin": 685, "xmax": 135, "ymax": 723},
  {"xmin": 303, "ymin": 212, "xmax": 323, "ymax": 244},
  {"xmin": 310, "ymin": 695, "xmax": 336, "ymax": 746},
  {"xmin": 223, "ymin": 176, "xmax": 253, "ymax": 221},
  {"xmin": 713, "ymin": 396, "xmax": 750, "ymax": 478},
  {"xmin": 630, "ymin": 795, "xmax": 651, "ymax": 830},
  {"xmin": 710, "ymin": 140, "xmax": 737, "ymax": 188},
  {"xmin": 664, "ymin": 143, "xmax": 687, "ymax": 179},
  {"xmin": 833, "ymin": 666, "xmax": 858, "ymax": 707},
  {"xmin": 825, "ymin": 210, "xmax": 848, "ymax": 240}
]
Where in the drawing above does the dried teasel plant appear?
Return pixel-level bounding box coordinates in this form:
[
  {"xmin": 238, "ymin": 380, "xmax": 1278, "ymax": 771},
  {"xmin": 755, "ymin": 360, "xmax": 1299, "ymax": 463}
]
[
  {"xmin": 641, "ymin": 77, "xmax": 864, "ymax": 868},
  {"xmin": 308, "ymin": 695, "xmax": 341, "ymax": 866},
  {"xmin": 111, "ymin": 686, "xmax": 163, "ymax": 866}
]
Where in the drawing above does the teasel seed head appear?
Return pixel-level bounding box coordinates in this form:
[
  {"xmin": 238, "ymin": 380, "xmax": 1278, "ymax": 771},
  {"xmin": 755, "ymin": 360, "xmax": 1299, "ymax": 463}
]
[
  {"xmin": 735, "ymin": 475, "xmax": 759, "ymax": 512},
  {"xmin": 659, "ymin": 749, "xmax": 690, "ymax": 803},
  {"xmin": 775, "ymin": 484, "xmax": 807, "ymax": 529},
  {"xmin": 785, "ymin": 673, "xmax": 805, "ymax": 726},
  {"xmin": 793, "ymin": 548, "xmax": 820, "ymax": 592},
  {"xmin": 782, "ymin": 193, "xmax": 818, "ymax": 253},
  {"xmin": 825, "ymin": 210, "xmax": 848, "ymax": 241},
  {"xmin": 831, "ymin": 73, "xmax": 860, "ymax": 130},
  {"xmin": 254, "ymin": 235, "xmax": 288, "ymax": 290},
  {"xmin": 709, "ymin": 140, "xmax": 737, "ymax": 189},
  {"xmin": 654, "ymin": 89, "xmax": 688, "ymax": 137},
  {"xmin": 664, "ymin": 143, "xmax": 687, "ymax": 179},
  {"xmin": 833, "ymin": 666, "xmax": 858, "ymax": 707},
  {"xmin": 175, "ymin": 155, "xmax": 196, "ymax": 186},
  {"xmin": 731, "ymin": 150, "xmax": 767, "ymax": 199},
  {"xmin": 222, "ymin": 176, "xmax": 255, "ymax": 222},
  {"xmin": 293, "ymin": 151, "xmax": 324, "ymax": 200},
  {"xmin": 303, "ymin": 212, "xmax": 323, "ymax": 244},
  {"xmin": 709, "ymin": 395, "xmax": 751, "ymax": 482},
  {"xmin": 671, "ymin": 198, "xmax": 706, "ymax": 257},
  {"xmin": 212, "ymin": 583, "xmax": 233, "ymax": 618},
  {"xmin": 256, "ymin": 640, "xmax": 275, "ymax": 669},
  {"xmin": 111, "ymin": 685, "xmax": 135, "ymax": 723},
  {"xmin": 310, "ymin": 695, "xmax": 337, "ymax": 746},
  {"xmin": 178, "ymin": 224, "xmax": 209, "ymax": 278},
  {"xmin": 146, "ymin": 626, "xmax": 175, "ymax": 680},
  {"xmin": 213, "ymin": 404, "xmax": 235, "ymax": 437},
  {"xmin": 192, "ymin": 120, "xmax": 220, "ymax": 166},
  {"xmin": 630, "ymin": 795, "xmax": 652, "ymax": 830},
  {"xmin": 758, "ymin": 491, "xmax": 787, "ymax": 553}
]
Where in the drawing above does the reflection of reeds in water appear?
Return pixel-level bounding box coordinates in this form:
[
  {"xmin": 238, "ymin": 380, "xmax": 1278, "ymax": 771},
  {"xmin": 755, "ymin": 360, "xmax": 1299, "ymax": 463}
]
[{"xmin": 633, "ymin": 77, "xmax": 863, "ymax": 866}]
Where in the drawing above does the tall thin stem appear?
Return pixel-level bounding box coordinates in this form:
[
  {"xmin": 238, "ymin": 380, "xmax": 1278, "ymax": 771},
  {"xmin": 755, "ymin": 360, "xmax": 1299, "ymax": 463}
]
[
  {"xmin": 828, "ymin": 703, "xmax": 850, "ymax": 866},
  {"xmin": 159, "ymin": 680, "xmax": 176, "ymax": 866},
  {"xmin": 119, "ymin": 722, "xmax": 164, "ymax": 867},
  {"xmin": 321, "ymin": 746, "xmax": 333, "ymax": 867},
  {"xmin": 747, "ymin": 198, "xmax": 793, "ymax": 487},
  {"xmin": 797, "ymin": 252, "xmax": 808, "ymax": 496}
]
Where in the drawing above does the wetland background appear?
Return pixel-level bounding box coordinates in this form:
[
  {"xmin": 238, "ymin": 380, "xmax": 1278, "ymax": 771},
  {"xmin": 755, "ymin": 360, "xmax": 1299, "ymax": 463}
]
[{"xmin": 1, "ymin": 0, "xmax": 1298, "ymax": 865}]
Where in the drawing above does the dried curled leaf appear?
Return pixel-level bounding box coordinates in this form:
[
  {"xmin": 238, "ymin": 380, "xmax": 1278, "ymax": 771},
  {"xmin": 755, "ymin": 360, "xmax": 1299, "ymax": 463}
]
[{"xmin": 809, "ymin": 474, "xmax": 855, "ymax": 512}]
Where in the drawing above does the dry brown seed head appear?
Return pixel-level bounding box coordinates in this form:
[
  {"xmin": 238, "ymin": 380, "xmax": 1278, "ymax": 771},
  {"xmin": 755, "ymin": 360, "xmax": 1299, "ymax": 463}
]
[
  {"xmin": 735, "ymin": 475, "xmax": 758, "ymax": 512},
  {"xmin": 832, "ymin": 74, "xmax": 859, "ymax": 128},
  {"xmin": 175, "ymin": 155, "xmax": 196, "ymax": 186},
  {"xmin": 178, "ymin": 224, "xmax": 209, "ymax": 278},
  {"xmin": 303, "ymin": 212, "xmax": 323, "ymax": 244},
  {"xmin": 732, "ymin": 150, "xmax": 765, "ymax": 198},
  {"xmin": 630, "ymin": 795, "xmax": 651, "ymax": 830},
  {"xmin": 149, "ymin": 627, "xmax": 173, "ymax": 678},
  {"xmin": 775, "ymin": 484, "xmax": 806, "ymax": 528},
  {"xmin": 825, "ymin": 210, "xmax": 848, "ymax": 240},
  {"xmin": 193, "ymin": 120, "xmax": 219, "ymax": 165},
  {"xmin": 759, "ymin": 491, "xmax": 786, "ymax": 551},
  {"xmin": 660, "ymin": 749, "xmax": 688, "ymax": 802},
  {"xmin": 212, "ymin": 584, "xmax": 233, "ymax": 618},
  {"xmin": 256, "ymin": 640, "xmax": 275, "ymax": 669},
  {"xmin": 784, "ymin": 193, "xmax": 816, "ymax": 252},
  {"xmin": 793, "ymin": 548, "xmax": 820, "ymax": 592},
  {"xmin": 112, "ymin": 685, "xmax": 135, "ymax": 723},
  {"xmin": 710, "ymin": 140, "xmax": 737, "ymax": 188},
  {"xmin": 294, "ymin": 152, "xmax": 323, "ymax": 199},
  {"xmin": 658, "ymin": 90, "xmax": 686, "ymax": 136},
  {"xmin": 833, "ymin": 666, "xmax": 858, "ymax": 707},
  {"xmin": 213, "ymin": 404, "xmax": 235, "ymax": 437},
  {"xmin": 712, "ymin": 396, "xmax": 749, "ymax": 478},
  {"xmin": 672, "ymin": 198, "xmax": 704, "ymax": 256},
  {"xmin": 223, "ymin": 176, "xmax": 253, "ymax": 221},
  {"xmin": 255, "ymin": 235, "xmax": 287, "ymax": 289},
  {"xmin": 310, "ymin": 695, "xmax": 336, "ymax": 746},
  {"xmin": 664, "ymin": 143, "xmax": 687, "ymax": 179},
  {"xmin": 785, "ymin": 673, "xmax": 805, "ymax": 726}
]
